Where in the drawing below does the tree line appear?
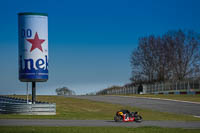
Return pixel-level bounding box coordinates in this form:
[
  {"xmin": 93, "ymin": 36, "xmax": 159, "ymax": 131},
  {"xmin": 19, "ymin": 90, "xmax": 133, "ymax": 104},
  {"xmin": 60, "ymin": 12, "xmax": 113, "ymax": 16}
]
[
  {"xmin": 130, "ymin": 29, "xmax": 200, "ymax": 84},
  {"xmin": 55, "ymin": 87, "xmax": 76, "ymax": 96}
]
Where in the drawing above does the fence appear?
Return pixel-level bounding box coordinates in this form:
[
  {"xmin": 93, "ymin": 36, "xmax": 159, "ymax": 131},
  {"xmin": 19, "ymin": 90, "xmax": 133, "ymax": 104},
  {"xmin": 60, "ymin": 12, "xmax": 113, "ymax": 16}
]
[
  {"xmin": 146, "ymin": 80, "xmax": 200, "ymax": 94},
  {"xmin": 96, "ymin": 79, "xmax": 200, "ymax": 95}
]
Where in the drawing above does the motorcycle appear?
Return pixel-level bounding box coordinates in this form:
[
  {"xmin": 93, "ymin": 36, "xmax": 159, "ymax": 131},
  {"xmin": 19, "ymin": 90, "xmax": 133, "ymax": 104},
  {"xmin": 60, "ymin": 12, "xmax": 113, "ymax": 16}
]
[{"xmin": 114, "ymin": 109, "xmax": 143, "ymax": 122}]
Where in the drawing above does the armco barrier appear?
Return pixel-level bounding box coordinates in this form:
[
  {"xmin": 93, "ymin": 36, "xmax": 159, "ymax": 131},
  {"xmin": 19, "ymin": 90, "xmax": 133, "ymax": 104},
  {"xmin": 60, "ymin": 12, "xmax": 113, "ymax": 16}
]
[
  {"xmin": 96, "ymin": 80, "xmax": 200, "ymax": 95},
  {"xmin": 174, "ymin": 91, "xmax": 180, "ymax": 95},
  {"xmin": 0, "ymin": 102, "xmax": 56, "ymax": 115},
  {"xmin": 187, "ymin": 91, "xmax": 196, "ymax": 95},
  {"xmin": 154, "ymin": 91, "xmax": 198, "ymax": 95},
  {"xmin": 0, "ymin": 96, "xmax": 56, "ymax": 115}
]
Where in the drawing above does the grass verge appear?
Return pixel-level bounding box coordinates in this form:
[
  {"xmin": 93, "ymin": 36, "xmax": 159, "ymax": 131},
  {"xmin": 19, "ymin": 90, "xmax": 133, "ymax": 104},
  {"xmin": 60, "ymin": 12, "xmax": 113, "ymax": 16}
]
[
  {"xmin": 0, "ymin": 126, "xmax": 200, "ymax": 133},
  {"xmin": 0, "ymin": 95, "xmax": 199, "ymax": 121}
]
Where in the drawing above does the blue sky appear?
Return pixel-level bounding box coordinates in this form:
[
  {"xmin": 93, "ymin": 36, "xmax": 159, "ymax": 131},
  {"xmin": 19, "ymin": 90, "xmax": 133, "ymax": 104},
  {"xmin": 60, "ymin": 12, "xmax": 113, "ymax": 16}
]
[{"xmin": 0, "ymin": 0, "xmax": 200, "ymax": 95}]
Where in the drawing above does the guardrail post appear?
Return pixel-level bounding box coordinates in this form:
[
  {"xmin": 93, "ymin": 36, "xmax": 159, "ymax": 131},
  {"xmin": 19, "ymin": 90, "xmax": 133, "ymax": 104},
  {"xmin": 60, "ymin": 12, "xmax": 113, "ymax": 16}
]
[
  {"xmin": 32, "ymin": 82, "xmax": 36, "ymax": 104},
  {"xmin": 26, "ymin": 82, "xmax": 29, "ymax": 104},
  {"xmin": 199, "ymin": 80, "xmax": 200, "ymax": 90}
]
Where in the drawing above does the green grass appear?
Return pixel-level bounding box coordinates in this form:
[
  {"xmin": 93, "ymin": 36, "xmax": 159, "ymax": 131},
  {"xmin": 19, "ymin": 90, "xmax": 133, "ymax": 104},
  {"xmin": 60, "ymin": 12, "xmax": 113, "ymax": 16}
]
[
  {"xmin": 125, "ymin": 94, "xmax": 200, "ymax": 102},
  {"xmin": 0, "ymin": 95, "xmax": 200, "ymax": 121},
  {"xmin": 0, "ymin": 126, "xmax": 200, "ymax": 133}
]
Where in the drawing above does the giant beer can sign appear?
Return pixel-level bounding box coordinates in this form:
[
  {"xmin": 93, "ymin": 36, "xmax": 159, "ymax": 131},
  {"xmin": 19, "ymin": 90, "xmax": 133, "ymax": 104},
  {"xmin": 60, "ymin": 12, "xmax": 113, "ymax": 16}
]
[{"xmin": 18, "ymin": 13, "xmax": 48, "ymax": 82}]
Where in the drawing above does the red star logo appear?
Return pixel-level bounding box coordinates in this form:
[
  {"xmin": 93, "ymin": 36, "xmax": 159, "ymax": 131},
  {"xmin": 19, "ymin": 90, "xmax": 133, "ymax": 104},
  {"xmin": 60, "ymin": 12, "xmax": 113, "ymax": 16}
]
[{"xmin": 26, "ymin": 32, "xmax": 45, "ymax": 52}]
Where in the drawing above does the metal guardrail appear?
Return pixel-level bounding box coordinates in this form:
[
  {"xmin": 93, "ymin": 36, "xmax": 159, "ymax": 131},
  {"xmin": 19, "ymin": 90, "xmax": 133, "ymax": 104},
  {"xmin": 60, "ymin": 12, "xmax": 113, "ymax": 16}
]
[
  {"xmin": 97, "ymin": 80, "xmax": 200, "ymax": 95},
  {"xmin": 0, "ymin": 96, "xmax": 56, "ymax": 115},
  {"xmin": 146, "ymin": 80, "xmax": 200, "ymax": 94}
]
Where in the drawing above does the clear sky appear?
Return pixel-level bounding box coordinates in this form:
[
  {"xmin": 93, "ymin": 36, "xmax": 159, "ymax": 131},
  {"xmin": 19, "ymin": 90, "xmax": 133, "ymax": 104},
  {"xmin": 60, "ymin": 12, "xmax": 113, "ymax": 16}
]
[{"xmin": 0, "ymin": 0, "xmax": 200, "ymax": 95}]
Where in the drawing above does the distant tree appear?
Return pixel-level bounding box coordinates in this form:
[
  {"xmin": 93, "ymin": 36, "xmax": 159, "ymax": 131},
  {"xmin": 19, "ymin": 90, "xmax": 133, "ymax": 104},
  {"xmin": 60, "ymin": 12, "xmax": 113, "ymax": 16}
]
[
  {"xmin": 55, "ymin": 87, "xmax": 76, "ymax": 96},
  {"xmin": 130, "ymin": 29, "xmax": 200, "ymax": 83},
  {"xmin": 86, "ymin": 92, "xmax": 96, "ymax": 96}
]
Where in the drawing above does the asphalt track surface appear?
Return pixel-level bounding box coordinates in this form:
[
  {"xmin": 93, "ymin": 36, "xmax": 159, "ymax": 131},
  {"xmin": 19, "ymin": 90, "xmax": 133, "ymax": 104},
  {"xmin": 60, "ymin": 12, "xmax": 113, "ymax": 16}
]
[
  {"xmin": 1, "ymin": 119, "xmax": 200, "ymax": 128},
  {"xmin": 70, "ymin": 95, "xmax": 200, "ymax": 116}
]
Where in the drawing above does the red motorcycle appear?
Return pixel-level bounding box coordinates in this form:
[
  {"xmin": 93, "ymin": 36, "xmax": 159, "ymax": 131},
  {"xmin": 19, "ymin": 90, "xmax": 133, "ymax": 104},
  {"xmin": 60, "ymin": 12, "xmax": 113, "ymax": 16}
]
[{"xmin": 114, "ymin": 109, "xmax": 143, "ymax": 122}]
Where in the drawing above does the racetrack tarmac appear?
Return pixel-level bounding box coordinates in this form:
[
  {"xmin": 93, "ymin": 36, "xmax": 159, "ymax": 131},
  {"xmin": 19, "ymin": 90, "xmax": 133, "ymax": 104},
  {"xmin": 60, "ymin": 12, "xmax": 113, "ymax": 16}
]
[
  {"xmin": 69, "ymin": 96, "xmax": 200, "ymax": 116},
  {"xmin": 0, "ymin": 119, "xmax": 200, "ymax": 128}
]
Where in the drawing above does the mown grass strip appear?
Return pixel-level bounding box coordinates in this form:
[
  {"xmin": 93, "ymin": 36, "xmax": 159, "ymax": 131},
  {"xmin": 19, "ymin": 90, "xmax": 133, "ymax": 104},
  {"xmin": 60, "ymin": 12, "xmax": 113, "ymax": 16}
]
[{"xmin": 0, "ymin": 126, "xmax": 200, "ymax": 133}]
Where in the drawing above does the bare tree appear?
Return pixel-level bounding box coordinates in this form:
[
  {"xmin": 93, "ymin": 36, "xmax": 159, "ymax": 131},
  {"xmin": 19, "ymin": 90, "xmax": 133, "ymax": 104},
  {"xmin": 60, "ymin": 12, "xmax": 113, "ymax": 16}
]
[
  {"xmin": 130, "ymin": 29, "xmax": 200, "ymax": 83},
  {"xmin": 163, "ymin": 30, "xmax": 200, "ymax": 80},
  {"xmin": 131, "ymin": 35, "xmax": 160, "ymax": 83}
]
